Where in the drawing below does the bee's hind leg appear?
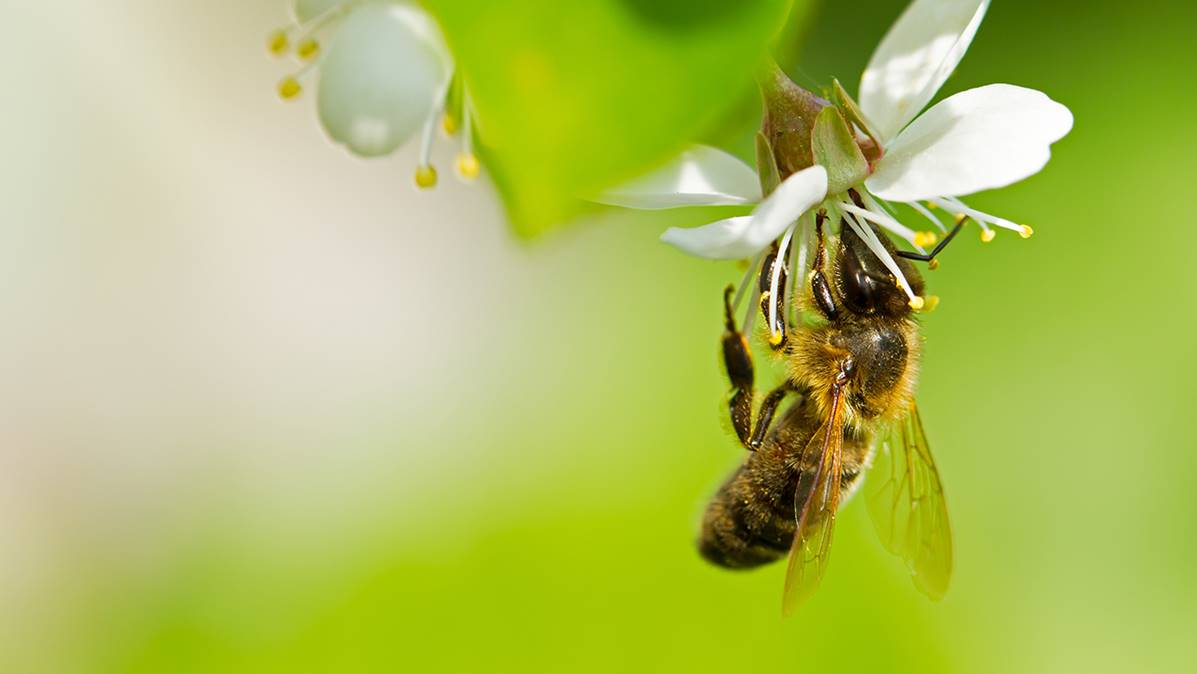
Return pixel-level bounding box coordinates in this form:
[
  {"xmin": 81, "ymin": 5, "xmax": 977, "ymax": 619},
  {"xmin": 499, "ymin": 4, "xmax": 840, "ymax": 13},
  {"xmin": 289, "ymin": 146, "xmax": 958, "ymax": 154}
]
[{"xmin": 721, "ymin": 286, "xmax": 797, "ymax": 451}]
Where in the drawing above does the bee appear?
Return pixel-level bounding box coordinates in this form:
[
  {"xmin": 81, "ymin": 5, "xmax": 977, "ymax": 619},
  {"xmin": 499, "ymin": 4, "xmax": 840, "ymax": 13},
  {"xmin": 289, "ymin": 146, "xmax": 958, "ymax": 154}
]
[{"xmin": 698, "ymin": 203, "xmax": 962, "ymax": 611}]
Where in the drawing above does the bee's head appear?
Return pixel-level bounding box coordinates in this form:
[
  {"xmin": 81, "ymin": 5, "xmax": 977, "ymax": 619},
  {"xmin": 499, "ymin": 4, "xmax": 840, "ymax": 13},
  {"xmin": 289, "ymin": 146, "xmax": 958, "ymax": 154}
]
[{"xmin": 836, "ymin": 220, "xmax": 924, "ymax": 318}]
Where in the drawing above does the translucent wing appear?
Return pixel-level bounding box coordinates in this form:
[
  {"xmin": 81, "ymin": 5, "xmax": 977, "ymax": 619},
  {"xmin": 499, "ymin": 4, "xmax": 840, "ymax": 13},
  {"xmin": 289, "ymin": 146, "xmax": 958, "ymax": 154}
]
[
  {"xmin": 866, "ymin": 403, "xmax": 953, "ymax": 599},
  {"xmin": 782, "ymin": 390, "xmax": 846, "ymax": 614}
]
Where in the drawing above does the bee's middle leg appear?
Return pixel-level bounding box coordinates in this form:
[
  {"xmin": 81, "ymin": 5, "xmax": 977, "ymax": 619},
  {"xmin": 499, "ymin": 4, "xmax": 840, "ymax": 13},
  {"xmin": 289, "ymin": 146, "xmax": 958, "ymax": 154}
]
[
  {"xmin": 721, "ymin": 286, "xmax": 795, "ymax": 450},
  {"xmin": 748, "ymin": 382, "xmax": 795, "ymax": 449}
]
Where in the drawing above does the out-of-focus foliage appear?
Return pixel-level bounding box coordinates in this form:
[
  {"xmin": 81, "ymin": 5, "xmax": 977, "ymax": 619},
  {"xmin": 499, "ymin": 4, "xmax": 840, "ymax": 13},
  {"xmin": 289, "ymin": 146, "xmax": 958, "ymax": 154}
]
[
  {"xmin": 5, "ymin": 1, "xmax": 1197, "ymax": 674},
  {"xmin": 424, "ymin": 0, "xmax": 803, "ymax": 236}
]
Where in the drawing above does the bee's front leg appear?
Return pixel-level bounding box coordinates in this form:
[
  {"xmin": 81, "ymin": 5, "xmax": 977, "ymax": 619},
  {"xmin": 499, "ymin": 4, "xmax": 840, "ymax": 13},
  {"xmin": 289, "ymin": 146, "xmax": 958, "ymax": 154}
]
[
  {"xmin": 721, "ymin": 285, "xmax": 756, "ymax": 447},
  {"xmin": 721, "ymin": 286, "xmax": 796, "ymax": 451}
]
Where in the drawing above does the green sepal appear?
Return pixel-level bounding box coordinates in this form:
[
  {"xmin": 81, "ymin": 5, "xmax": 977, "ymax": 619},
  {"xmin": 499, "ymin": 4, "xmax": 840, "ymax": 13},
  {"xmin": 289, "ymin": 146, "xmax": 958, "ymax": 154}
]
[
  {"xmin": 830, "ymin": 78, "xmax": 880, "ymax": 147},
  {"xmin": 811, "ymin": 106, "xmax": 869, "ymax": 196},
  {"xmin": 755, "ymin": 131, "xmax": 781, "ymax": 197}
]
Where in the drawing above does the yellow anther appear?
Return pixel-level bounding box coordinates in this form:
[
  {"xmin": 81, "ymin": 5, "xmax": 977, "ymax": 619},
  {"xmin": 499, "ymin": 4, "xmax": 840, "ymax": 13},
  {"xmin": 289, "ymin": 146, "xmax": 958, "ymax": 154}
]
[
  {"xmin": 297, "ymin": 38, "xmax": 320, "ymax": 60},
  {"xmin": 954, "ymin": 213, "xmax": 967, "ymax": 225},
  {"xmin": 913, "ymin": 231, "xmax": 938, "ymax": 248},
  {"xmin": 268, "ymin": 30, "xmax": 289, "ymax": 56},
  {"xmin": 921, "ymin": 295, "xmax": 940, "ymax": 312},
  {"xmin": 1019, "ymin": 224, "xmax": 1034, "ymax": 239},
  {"xmin": 441, "ymin": 113, "xmax": 459, "ymax": 136},
  {"xmin": 928, "ymin": 258, "xmax": 940, "ymax": 271},
  {"xmin": 926, "ymin": 201, "xmax": 938, "ymax": 210},
  {"xmin": 455, "ymin": 152, "xmax": 481, "ymax": 181},
  {"xmin": 414, "ymin": 164, "xmax": 438, "ymax": 189},
  {"xmin": 908, "ymin": 295, "xmax": 926, "ymax": 310},
  {"xmin": 768, "ymin": 330, "xmax": 784, "ymax": 347},
  {"xmin": 277, "ymin": 76, "xmax": 302, "ymax": 100},
  {"xmin": 980, "ymin": 229, "xmax": 996, "ymax": 243}
]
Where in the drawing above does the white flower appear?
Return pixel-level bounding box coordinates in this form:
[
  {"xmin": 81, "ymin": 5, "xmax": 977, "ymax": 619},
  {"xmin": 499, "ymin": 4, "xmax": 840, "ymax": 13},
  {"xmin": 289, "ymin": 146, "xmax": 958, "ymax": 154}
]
[
  {"xmin": 601, "ymin": 0, "xmax": 1072, "ymax": 313},
  {"xmin": 268, "ymin": 1, "xmax": 481, "ymax": 188},
  {"xmin": 595, "ymin": 146, "xmax": 828, "ymax": 260}
]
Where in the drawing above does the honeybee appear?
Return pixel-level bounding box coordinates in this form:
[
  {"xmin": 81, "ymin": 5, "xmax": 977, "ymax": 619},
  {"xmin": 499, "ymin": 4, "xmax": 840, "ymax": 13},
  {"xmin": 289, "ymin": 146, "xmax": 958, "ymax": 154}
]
[{"xmin": 699, "ymin": 204, "xmax": 960, "ymax": 611}]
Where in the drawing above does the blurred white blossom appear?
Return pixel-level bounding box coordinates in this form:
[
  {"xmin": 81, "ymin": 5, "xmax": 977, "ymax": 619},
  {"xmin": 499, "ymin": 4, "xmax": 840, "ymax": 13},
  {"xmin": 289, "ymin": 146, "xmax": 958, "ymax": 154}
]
[{"xmin": 269, "ymin": 1, "xmax": 479, "ymax": 187}]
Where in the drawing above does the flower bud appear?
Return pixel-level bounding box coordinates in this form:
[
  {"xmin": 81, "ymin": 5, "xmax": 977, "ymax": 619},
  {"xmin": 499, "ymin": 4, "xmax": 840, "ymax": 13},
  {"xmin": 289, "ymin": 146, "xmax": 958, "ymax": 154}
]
[
  {"xmin": 757, "ymin": 63, "xmax": 828, "ymax": 179},
  {"xmin": 316, "ymin": 3, "xmax": 452, "ymax": 157}
]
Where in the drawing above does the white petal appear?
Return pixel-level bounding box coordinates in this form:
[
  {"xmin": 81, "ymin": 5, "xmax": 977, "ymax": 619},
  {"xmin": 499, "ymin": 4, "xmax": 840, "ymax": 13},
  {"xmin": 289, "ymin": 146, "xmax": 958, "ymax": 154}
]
[
  {"xmin": 865, "ymin": 84, "xmax": 1073, "ymax": 203},
  {"xmin": 594, "ymin": 145, "xmax": 761, "ymax": 209},
  {"xmin": 859, "ymin": 0, "xmax": 989, "ymax": 143},
  {"xmin": 661, "ymin": 166, "xmax": 827, "ymax": 259},
  {"xmin": 317, "ymin": 3, "xmax": 452, "ymax": 157},
  {"xmin": 660, "ymin": 216, "xmax": 759, "ymax": 259}
]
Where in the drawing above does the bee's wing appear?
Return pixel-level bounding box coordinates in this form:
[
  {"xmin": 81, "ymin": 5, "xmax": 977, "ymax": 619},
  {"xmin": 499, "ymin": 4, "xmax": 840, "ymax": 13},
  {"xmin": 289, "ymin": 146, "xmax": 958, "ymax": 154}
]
[
  {"xmin": 782, "ymin": 390, "xmax": 846, "ymax": 614},
  {"xmin": 866, "ymin": 402, "xmax": 953, "ymax": 599}
]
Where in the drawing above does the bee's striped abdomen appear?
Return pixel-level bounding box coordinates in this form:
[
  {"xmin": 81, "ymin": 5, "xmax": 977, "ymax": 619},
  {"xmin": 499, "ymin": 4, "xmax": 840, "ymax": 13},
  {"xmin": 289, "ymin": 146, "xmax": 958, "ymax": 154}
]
[{"xmin": 698, "ymin": 397, "xmax": 870, "ymax": 569}]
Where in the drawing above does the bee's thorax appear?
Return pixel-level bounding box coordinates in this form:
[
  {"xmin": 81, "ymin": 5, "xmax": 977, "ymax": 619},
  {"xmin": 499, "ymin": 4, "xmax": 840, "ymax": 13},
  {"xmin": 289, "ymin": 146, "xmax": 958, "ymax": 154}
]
[{"xmin": 787, "ymin": 317, "xmax": 919, "ymax": 426}]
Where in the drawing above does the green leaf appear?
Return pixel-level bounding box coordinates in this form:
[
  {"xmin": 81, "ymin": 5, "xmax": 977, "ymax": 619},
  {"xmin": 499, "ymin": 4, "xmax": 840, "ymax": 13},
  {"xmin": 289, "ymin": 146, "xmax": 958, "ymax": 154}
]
[
  {"xmin": 425, "ymin": 0, "xmax": 801, "ymax": 237},
  {"xmin": 755, "ymin": 131, "xmax": 781, "ymax": 197},
  {"xmin": 811, "ymin": 106, "xmax": 869, "ymax": 196}
]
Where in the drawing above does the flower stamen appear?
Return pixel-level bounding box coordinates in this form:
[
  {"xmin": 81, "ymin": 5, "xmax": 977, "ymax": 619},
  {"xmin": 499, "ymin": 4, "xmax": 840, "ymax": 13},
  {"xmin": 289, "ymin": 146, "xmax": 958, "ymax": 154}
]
[
  {"xmin": 837, "ymin": 201, "xmax": 914, "ymax": 248},
  {"xmin": 731, "ymin": 251, "xmax": 763, "ymax": 318},
  {"xmin": 910, "ymin": 201, "xmax": 948, "ymax": 234},
  {"xmin": 416, "ymin": 73, "xmax": 456, "ymax": 189},
  {"xmin": 455, "ymin": 91, "xmax": 481, "ymax": 181},
  {"xmin": 786, "ymin": 212, "xmax": 811, "ymax": 328},
  {"xmin": 767, "ymin": 226, "xmax": 795, "ymax": 344},
  {"xmin": 276, "ymin": 58, "xmax": 320, "ymax": 100},
  {"xmin": 866, "ymin": 193, "xmax": 940, "ymax": 251},
  {"xmin": 267, "ymin": 29, "xmax": 290, "ymax": 56},
  {"xmin": 979, "ymin": 225, "xmax": 996, "ymax": 243},
  {"xmin": 937, "ymin": 196, "xmax": 1027, "ymax": 237},
  {"xmin": 861, "ymin": 193, "xmax": 925, "ymax": 250},
  {"xmin": 295, "ymin": 2, "xmax": 354, "ymax": 52},
  {"xmin": 836, "ymin": 199, "xmax": 928, "ymax": 257},
  {"xmin": 268, "ymin": 1, "xmax": 355, "ymax": 58},
  {"xmin": 741, "ymin": 256, "xmax": 763, "ymax": 336},
  {"xmin": 296, "ymin": 37, "xmax": 321, "ymax": 60}
]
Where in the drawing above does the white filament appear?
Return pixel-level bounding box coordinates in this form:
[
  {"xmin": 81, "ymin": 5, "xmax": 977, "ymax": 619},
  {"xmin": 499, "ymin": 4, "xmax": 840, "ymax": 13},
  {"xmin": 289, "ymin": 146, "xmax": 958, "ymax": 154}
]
[
  {"xmin": 838, "ymin": 200, "xmax": 920, "ymax": 250},
  {"xmin": 938, "ymin": 195, "xmax": 1021, "ymax": 232},
  {"xmin": 909, "ymin": 200, "xmax": 947, "ymax": 233},
  {"xmin": 732, "ymin": 250, "xmax": 765, "ymax": 316},
  {"xmin": 418, "ymin": 68, "xmax": 455, "ymax": 167},
  {"xmin": 839, "ymin": 207, "xmax": 917, "ymax": 303},
  {"xmin": 768, "ymin": 226, "xmax": 795, "ymax": 341}
]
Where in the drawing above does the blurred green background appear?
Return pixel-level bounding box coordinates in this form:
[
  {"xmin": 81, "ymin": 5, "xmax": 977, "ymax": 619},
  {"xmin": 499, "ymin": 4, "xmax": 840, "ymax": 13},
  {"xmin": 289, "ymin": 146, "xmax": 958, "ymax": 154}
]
[{"xmin": 2, "ymin": 1, "xmax": 1195, "ymax": 673}]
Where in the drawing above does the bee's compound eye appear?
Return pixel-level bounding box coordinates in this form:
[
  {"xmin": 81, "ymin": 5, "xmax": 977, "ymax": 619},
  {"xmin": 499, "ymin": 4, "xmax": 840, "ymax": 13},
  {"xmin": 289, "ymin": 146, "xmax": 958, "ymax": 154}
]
[{"xmin": 843, "ymin": 270, "xmax": 879, "ymax": 314}]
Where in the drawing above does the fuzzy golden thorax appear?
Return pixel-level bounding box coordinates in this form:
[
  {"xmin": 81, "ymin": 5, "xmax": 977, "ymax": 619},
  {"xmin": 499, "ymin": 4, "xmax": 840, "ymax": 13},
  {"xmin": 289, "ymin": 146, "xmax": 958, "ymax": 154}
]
[{"xmin": 784, "ymin": 315, "xmax": 920, "ymax": 431}]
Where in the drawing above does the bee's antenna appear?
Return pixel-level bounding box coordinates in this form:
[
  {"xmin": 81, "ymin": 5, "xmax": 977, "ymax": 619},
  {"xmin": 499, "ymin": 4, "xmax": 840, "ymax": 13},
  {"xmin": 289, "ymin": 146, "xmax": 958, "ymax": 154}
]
[
  {"xmin": 810, "ymin": 211, "xmax": 838, "ymax": 320},
  {"xmin": 813, "ymin": 210, "xmax": 829, "ymax": 272},
  {"xmin": 895, "ymin": 216, "xmax": 967, "ymax": 265}
]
